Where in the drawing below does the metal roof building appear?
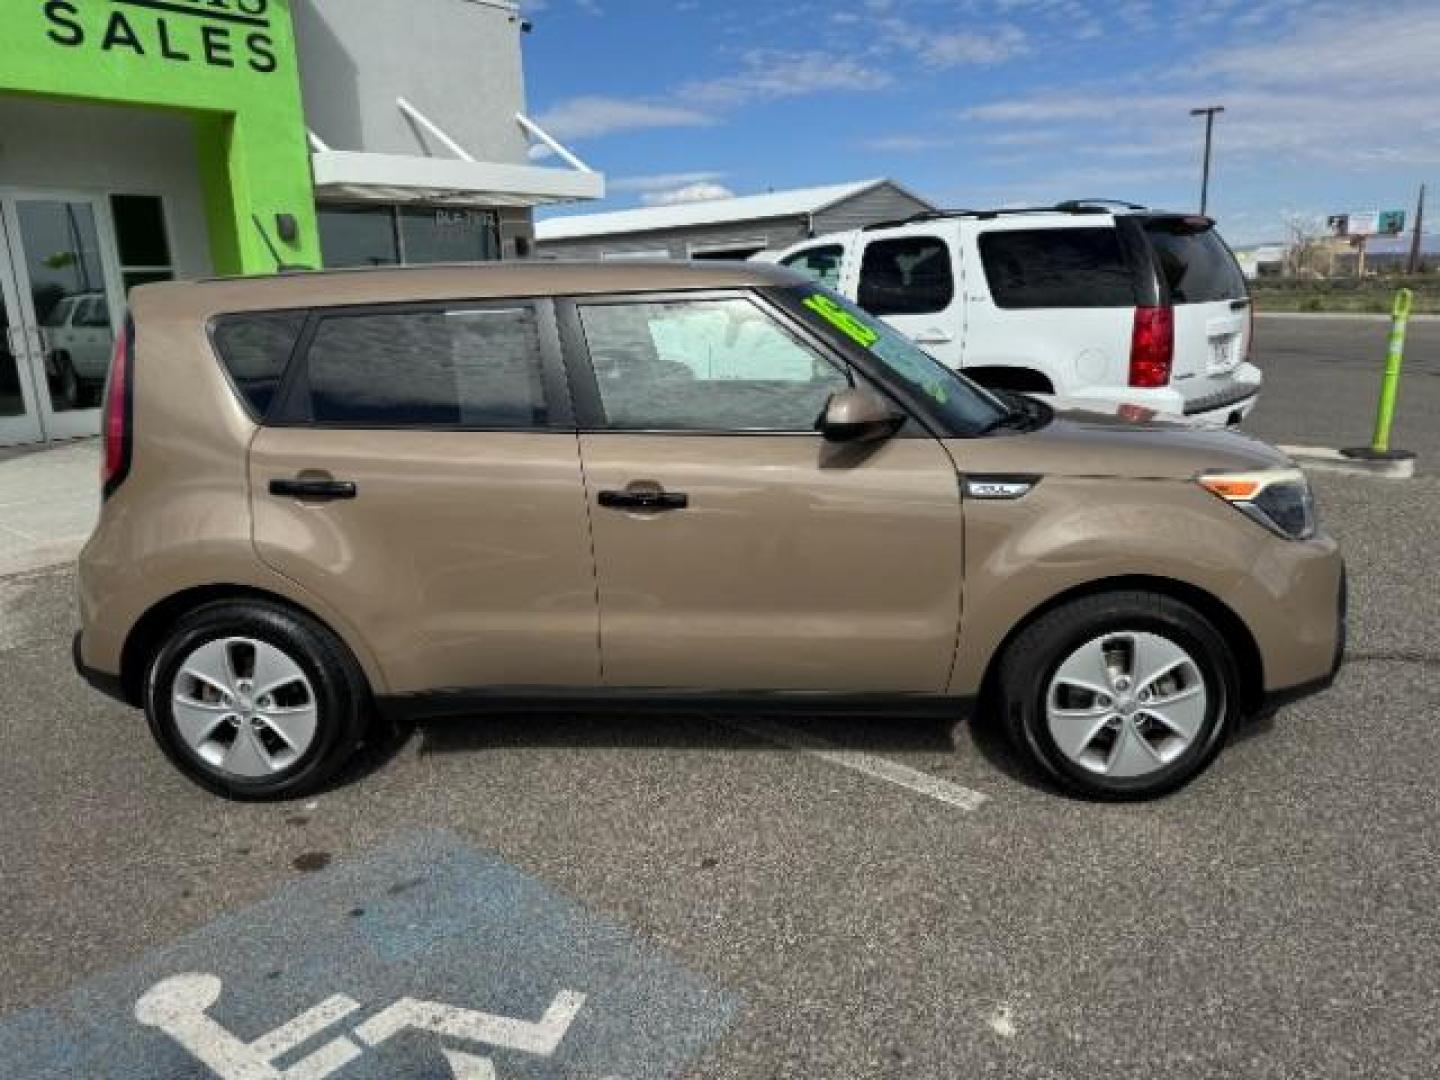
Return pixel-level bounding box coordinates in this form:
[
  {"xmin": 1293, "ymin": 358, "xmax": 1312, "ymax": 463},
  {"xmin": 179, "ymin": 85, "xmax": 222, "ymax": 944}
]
[{"xmin": 534, "ymin": 178, "xmax": 934, "ymax": 261}]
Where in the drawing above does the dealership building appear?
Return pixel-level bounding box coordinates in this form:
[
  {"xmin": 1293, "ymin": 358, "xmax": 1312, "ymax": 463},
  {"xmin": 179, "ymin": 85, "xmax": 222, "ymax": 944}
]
[{"xmin": 0, "ymin": 0, "xmax": 603, "ymax": 448}]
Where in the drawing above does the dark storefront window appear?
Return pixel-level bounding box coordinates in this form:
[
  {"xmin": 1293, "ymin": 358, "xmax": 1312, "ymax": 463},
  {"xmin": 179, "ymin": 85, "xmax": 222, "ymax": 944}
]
[
  {"xmin": 110, "ymin": 195, "xmax": 176, "ymax": 294},
  {"xmin": 319, "ymin": 205, "xmax": 500, "ymax": 268},
  {"xmin": 318, "ymin": 206, "xmax": 401, "ymax": 269}
]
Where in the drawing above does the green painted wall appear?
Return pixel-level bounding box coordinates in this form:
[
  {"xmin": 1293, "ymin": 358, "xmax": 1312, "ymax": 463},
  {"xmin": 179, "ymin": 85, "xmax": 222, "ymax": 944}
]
[{"xmin": 0, "ymin": 0, "xmax": 319, "ymax": 275}]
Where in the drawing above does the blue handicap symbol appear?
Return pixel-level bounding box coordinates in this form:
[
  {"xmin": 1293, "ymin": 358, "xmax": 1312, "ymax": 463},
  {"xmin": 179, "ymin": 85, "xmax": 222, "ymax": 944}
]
[{"xmin": 0, "ymin": 829, "xmax": 738, "ymax": 1078}]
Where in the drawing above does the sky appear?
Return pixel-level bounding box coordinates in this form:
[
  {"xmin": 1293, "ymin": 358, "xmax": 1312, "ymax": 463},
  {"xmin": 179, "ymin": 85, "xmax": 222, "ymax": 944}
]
[{"xmin": 518, "ymin": 0, "xmax": 1440, "ymax": 247}]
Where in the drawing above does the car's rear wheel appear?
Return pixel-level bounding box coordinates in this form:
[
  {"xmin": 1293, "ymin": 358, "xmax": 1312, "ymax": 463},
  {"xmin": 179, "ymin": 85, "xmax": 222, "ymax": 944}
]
[
  {"xmin": 144, "ymin": 601, "xmax": 370, "ymax": 800},
  {"xmin": 997, "ymin": 591, "xmax": 1239, "ymax": 800}
]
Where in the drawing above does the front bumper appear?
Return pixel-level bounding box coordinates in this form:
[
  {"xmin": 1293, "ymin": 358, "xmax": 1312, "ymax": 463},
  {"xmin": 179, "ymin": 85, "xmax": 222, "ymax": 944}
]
[{"xmin": 1260, "ymin": 562, "xmax": 1347, "ymax": 711}]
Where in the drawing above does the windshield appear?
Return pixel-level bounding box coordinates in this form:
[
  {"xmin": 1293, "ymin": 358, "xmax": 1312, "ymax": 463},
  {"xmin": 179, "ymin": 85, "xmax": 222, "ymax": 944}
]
[{"xmin": 776, "ymin": 285, "xmax": 1009, "ymax": 434}]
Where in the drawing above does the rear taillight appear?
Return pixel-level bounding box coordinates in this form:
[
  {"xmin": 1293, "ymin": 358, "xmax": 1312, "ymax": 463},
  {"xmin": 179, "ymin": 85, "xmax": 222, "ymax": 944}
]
[
  {"xmin": 102, "ymin": 320, "xmax": 133, "ymax": 498},
  {"xmin": 1129, "ymin": 306, "xmax": 1174, "ymax": 388}
]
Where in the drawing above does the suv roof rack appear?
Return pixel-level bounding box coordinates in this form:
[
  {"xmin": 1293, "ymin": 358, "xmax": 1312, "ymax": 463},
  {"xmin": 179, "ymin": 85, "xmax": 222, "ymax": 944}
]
[{"xmin": 862, "ymin": 199, "xmax": 1150, "ymax": 231}]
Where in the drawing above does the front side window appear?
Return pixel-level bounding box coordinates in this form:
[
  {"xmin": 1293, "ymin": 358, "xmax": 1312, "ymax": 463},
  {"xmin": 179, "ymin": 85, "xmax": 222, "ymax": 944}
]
[
  {"xmin": 302, "ymin": 306, "xmax": 549, "ymax": 428},
  {"xmin": 781, "ymin": 244, "xmax": 846, "ymax": 290},
  {"xmin": 979, "ymin": 227, "xmax": 1136, "ymax": 309},
  {"xmin": 578, "ymin": 297, "xmax": 849, "ymax": 431},
  {"xmin": 857, "ymin": 236, "xmax": 955, "ymax": 316}
]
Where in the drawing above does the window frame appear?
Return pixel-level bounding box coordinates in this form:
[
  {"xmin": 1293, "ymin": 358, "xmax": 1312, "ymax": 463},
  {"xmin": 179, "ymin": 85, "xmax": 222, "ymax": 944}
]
[
  {"xmin": 556, "ymin": 287, "xmax": 918, "ymax": 437},
  {"xmin": 221, "ymin": 298, "xmax": 574, "ymax": 431}
]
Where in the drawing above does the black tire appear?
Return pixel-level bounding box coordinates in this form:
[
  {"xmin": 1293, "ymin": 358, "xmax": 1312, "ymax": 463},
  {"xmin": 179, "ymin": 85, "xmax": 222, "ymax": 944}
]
[
  {"xmin": 48, "ymin": 351, "xmax": 79, "ymax": 408},
  {"xmin": 144, "ymin": 600, "xmax": 372, "ymax": 800},
  {"xmin": 997, "ymin": 591, "xmax": 1240, "ymax": 801}
]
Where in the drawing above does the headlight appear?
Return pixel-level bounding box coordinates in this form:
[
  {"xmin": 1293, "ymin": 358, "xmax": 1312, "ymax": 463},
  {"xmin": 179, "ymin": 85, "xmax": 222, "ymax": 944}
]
[{"xmin": 1197, "ymin": 468, "xmax": 1317, "ymax": 540}]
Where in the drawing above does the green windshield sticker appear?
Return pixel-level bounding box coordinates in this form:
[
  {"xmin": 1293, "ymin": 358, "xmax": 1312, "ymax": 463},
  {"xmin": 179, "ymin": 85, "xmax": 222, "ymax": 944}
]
[
  {"xmin": 804, "ymin": 292, "xmax": 952, "ymax": 405},
  {"xmin": 803, "ymin": 294, "xmax": 879, "ymax": 348}
]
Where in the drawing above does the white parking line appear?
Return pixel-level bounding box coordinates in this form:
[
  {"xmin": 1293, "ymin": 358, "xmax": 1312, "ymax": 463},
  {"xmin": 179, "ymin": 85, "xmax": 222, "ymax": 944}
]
[{"xmin": 728, "ymin": 718, "xmax": 989, "ymax": 812}]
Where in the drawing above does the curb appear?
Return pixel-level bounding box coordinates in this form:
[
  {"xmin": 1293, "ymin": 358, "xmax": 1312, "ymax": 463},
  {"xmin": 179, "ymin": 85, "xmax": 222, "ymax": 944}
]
[
  {"xmin": 1280, "ymin": 445, "xmax": 1416, "ymax": 479},
  {"xmin": 1256, "ymin": 312, "xmax": 1440, "ymax": 323}
]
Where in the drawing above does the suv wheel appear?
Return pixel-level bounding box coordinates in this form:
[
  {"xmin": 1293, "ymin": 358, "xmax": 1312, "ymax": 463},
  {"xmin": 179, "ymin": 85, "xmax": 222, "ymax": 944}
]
[
  {"xmin": 998, "ymin": 591, "xmax": 1239, "ymax": 800},
  {"xmin": 144, "ymin": 601, "xmax": 370, "ymax": 800}
]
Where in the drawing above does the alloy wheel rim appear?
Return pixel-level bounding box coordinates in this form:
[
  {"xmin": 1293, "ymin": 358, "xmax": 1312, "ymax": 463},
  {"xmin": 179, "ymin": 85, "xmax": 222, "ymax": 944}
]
[
  {"xmin": 1045, "ymin": 631, "xmax": 1209, "ymax": 778},
  {"xmin": 171, "ymin": 637, "xmax": 318, "ymax": 778}
]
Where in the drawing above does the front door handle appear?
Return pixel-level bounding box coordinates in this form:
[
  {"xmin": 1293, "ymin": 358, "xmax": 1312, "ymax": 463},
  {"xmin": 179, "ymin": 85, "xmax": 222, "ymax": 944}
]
[
  {"xmin": 269, "ymin": 478, "xmax": 357, "ymax": 501},
  {"xmin": 598, "ymin": 489, "xmax": 688, "ymax": 511}
]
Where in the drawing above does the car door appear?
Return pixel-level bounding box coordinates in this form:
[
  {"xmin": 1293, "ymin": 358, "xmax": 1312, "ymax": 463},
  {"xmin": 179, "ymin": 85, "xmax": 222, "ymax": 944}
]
[
  {"xmin": 558, "ymin": 289, "xmax": 964, "ymax": 694},
  {"xmin": 851, "ymin": 230, "xmax": 964, "ymax": 368},
  {"xmin": 247, "ymin": 299, "xmax": 599, "ymax": 695}
]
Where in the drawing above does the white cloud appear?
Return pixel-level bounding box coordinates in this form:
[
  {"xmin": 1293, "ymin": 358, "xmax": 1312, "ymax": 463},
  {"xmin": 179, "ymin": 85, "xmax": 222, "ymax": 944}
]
[
  {"xmin": 877, "ymin": 20, "xmax": 1028, "ymax": 68},
  {"xmin": 858, "ymin": 134, "xmax": 952, "ymax": 153},
  {"xmin": 533, "ymin": 47, "xmax": 892, "ymax": 149},
  {"xmin": 957, "ymin": 4, "xmax": 1440, "ymax": 171},
  {"xmin": 609, "ymin": 171, "xmax": 728, "ymax": 193},
  {"xmin": 641, "ymin": 182, "xmax": 736, "ymax": 206},
  {"xmin": 678, "ymin": 49, "xmax": 892, "ymax": 109},
  {"xmin": 531, "ymin": 96, "xmax": 714, "ymax": 141}
]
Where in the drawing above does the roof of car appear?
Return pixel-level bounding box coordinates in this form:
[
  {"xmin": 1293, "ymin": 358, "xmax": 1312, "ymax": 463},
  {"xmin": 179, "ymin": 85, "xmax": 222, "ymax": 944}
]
[{"xmin": 132, "ymin": 260, "xmax": 807, "ymax": 318}]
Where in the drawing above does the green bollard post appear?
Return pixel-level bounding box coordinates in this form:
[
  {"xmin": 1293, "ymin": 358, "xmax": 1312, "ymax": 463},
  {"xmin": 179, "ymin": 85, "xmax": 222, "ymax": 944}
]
[{"xmin": 1370, "ymin": 288, "xmax": 1414, "ymax": 454}]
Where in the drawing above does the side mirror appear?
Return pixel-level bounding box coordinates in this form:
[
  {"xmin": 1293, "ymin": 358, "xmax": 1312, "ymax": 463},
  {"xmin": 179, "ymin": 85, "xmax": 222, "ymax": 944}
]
[{"xmin": 819, "ymin": 388, "xmax": 905, "ymax": 443}]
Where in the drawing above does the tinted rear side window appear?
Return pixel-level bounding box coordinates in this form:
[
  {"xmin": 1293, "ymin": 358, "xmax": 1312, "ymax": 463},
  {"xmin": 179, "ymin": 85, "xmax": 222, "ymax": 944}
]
[
  {"xmin": 980, "ymin": 228, "xmax": 1137, "ymax": 309},
  {"xmin": 781, "ymin": 244, "xmax": 846, "ymax": 290},
  {"xmin": 1144, "ymin": 220, "xmax": 1247, "ymax": 303},
  {"xmin": 213, "ymin": 312, "xmax": 306, "ymax": 416},
  {"xmin": 302, "ymin": 306, "xmax": 549, "ymax": 428},
  {"xmin": 858, "ymin": 237, "xmax": 954, "ymax": 316}
]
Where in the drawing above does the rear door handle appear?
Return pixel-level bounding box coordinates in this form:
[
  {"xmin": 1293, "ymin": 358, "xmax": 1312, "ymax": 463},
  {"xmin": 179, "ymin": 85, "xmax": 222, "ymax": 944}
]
[
  {"xmin": 598, "ymin": 489, "xmax": 688, "ymax": 511},
  {"xmin": 269, "ymin": 478, "xmax": 357, "ymax": 501},
  {"xmin": 914, "ymin": 329, "xmax": 954, "ymax": 345}
]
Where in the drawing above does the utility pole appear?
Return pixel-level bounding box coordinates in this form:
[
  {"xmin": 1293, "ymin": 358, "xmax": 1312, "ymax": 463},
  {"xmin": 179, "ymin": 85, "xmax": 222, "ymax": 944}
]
[
  {"xmin": 1407, "ymin": 183, "xmax": 1426, "ymax": 276},
  {"xmin": 1190, "ymin": 106, "xmax": 1225, "ymax": 216}
]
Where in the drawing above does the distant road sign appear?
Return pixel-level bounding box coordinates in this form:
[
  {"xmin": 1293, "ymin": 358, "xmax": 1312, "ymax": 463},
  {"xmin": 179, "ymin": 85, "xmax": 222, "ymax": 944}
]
[
  {"xmin": 1378, "ymin": 209, "xmax": 1406, "ymax": 235},
  {"xmin": 1348, "ymin": 210, "xmax": 1380, "ymax": 237}
]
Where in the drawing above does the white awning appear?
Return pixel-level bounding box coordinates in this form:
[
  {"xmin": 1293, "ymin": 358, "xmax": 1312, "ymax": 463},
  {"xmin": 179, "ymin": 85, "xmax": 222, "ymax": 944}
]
[
  {"xmin": 309, "ymin": 106, "xmax": 605, "ymax": 208},
  {"xmin": 312, "ymin": 151, "xmax": 604, "ymax": 207}
]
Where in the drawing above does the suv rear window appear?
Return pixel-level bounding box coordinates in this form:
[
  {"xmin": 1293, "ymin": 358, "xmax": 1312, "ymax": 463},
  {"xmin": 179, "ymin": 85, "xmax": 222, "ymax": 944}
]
[
  {"xmin": 979, "ymin": 227, "xmax": 1136, "ymax": 309},
  {"xmin": 858, "ymin": 237, "xmax": 954, "ymax": 316},
  {"xmin": 213, "ymin": 312, "xmax": 306, "ymax": 416},
  {"xmin": 1144, "ymin": 218, "xmax": 1247, "ymax": 304}
]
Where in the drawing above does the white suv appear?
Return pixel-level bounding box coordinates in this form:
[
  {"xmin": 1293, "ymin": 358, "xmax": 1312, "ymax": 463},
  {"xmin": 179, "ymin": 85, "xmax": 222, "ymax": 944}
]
[{"xmin": 769, "ymin": 203, "xmax": 1261, "ymax": 426}]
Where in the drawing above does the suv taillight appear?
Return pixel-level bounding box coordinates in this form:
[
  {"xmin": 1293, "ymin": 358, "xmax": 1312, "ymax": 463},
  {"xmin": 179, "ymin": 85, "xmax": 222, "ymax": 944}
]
[
  {"xmin": 1129, "ymin": 306, "xmax": 1174, "ymax": 388},
  {"xmin": 102, "ymin": 319, "xmax": 133, "ymax": 498}
]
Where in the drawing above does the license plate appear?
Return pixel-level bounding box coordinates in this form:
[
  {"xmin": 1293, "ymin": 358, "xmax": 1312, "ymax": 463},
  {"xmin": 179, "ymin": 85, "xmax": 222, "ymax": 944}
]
[{"xmin": 1208, "ymin": 334, "xmax": 1237, "ymax": 370}]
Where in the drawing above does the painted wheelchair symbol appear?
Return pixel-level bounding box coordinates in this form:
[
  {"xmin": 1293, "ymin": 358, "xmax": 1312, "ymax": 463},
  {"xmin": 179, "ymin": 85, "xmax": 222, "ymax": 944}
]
[{"xmin": 134, "ymin": 973, "xmax": 586, "ymax": 1079}]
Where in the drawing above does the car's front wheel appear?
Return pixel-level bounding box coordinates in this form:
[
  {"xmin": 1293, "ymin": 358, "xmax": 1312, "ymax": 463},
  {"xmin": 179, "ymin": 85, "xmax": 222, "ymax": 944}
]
[
  {"xmin": 144, "ymin": 601, "xmax": 371, "ymax": 800},
  {"xmin": 997, "ymin": 591, "xmax": 1240, "ymax": 800}
]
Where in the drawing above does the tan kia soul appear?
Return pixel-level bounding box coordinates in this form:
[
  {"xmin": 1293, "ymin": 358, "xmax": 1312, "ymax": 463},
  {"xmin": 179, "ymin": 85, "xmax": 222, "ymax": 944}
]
[{"xmin": 75, "ymin": 261, "xmax": 1344, "ymax": 801}]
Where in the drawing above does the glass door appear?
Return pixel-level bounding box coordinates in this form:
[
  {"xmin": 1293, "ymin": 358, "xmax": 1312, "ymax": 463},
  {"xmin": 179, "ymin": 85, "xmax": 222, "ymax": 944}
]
[
  {"xmin": 0, "ymin": 191, "xmax": 125, "ymax": 443},
  {"xmin": 0, "ymin": 214, "xmax": 46, "ymax": 447}
]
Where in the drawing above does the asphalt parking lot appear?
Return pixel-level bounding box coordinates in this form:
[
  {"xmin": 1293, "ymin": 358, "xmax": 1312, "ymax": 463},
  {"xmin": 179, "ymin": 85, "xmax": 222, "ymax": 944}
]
[
  {"xmin": 1, "ymin": 317, "xmax": 1437, "ymax": 1078},
  {"xmin": 1247, "ymin": 314, "xmax": 1440, "ymax": 473}
]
